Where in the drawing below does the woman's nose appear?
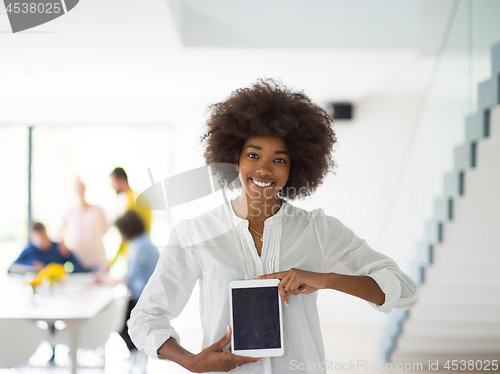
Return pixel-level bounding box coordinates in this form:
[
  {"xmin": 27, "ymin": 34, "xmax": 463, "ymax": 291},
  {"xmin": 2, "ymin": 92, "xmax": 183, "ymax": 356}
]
[{"xmin": 256, "ymin": 160, "xmax": 272, "ymax": 176}]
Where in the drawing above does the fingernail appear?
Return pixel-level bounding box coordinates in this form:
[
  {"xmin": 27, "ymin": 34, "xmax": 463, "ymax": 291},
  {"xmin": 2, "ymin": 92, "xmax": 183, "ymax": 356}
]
[{"xmin": 227, "ymin": 326, "xmax": 231, "ymax": 335}]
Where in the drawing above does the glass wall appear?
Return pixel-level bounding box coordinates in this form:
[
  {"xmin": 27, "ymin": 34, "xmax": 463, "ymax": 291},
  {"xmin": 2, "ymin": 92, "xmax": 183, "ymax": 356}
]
[
  {"xmin": 380, "ymin": 0, "xmax": 500, "ymax": 276},
  {"xmin": 0, "ymin": 126, "xmax": 28, "ymax": 273}
]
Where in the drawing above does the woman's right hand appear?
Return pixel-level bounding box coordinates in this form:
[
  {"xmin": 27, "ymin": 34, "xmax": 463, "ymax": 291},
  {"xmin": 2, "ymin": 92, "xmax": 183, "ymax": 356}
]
[{"xmin": 186, "ymin": 327, "xmax": 261, "ymax": 373}]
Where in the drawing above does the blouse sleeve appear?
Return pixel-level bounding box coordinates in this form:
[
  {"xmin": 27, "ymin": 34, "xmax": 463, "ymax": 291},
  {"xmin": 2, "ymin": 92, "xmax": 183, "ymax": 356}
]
[
  {"xmin": 128, "ymin": 223, "xmax": 200, "ymax": 359},
  {"xmin": 319, "ymin": 214, "xmax": 418, "ymax": 314}
]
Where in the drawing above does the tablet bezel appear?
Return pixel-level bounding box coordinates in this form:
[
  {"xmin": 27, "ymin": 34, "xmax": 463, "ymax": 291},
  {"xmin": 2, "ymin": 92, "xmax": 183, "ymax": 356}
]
[{"xmin": 229, "ymin": 279, "xmax": 284, "ymax": 357}]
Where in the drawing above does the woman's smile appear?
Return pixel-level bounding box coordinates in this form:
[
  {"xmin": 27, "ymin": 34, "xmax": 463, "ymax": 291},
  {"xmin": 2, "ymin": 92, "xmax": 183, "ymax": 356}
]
[
  {"xmin": 236, "ymin": 136, "xmax": 291, "ymax": 203},
  {"xmin": 250, "ymin": 178, "xmax": 274, "ymax": 188}
]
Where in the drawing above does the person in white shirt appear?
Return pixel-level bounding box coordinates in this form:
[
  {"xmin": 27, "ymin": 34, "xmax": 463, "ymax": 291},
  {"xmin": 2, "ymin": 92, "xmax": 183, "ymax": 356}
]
[
  {"xmin": 129, "ymin": 79, "xmax": 418, "ymax": 373},
  {"xmin": 59, "ymin": 177, "xmax": 108, "ymax": 271}
]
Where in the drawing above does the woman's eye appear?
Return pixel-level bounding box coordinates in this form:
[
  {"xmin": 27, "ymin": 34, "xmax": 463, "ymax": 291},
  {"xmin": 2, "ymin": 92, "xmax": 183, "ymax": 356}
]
[
  {"xmin": 248, "ymin": 153, "xmax": 258, "ymax": 159},
  {"xmin": 275, "ymin": 158, "xmax": 286, "ymax": 163}
]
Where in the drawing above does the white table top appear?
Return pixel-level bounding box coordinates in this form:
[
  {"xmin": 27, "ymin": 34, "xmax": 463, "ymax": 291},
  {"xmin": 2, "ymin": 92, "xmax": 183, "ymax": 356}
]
[{"xmin": 0, "ymin": 273, "xmax": 120, "ymax": 322}]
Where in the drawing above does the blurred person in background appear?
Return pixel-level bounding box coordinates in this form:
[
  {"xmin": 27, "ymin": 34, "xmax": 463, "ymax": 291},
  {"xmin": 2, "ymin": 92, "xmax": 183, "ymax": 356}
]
[
  {"xmin": 9, "ymin": 221, "xmax": 86, "ymax": 365},
  {"xmin": 96, "ymin": 210, "xmax": 159, "ymax": 371},
  {"xmin": 109, "ymin": 167, "xmax": 152, "ymax": 265},
  {"xmin": 9, "ymin": 221, "xmax": 85, "ymax": 273},
  {"xmin": 58, "ymin": 177, "xmax": 108, "ymax": 271}
]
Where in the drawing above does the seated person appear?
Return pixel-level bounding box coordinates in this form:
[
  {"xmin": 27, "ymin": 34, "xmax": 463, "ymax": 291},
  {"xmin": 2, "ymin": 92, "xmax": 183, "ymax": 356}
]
[{"xmin": 9, "ymin": 221, "xmax": 85, "ymax": 273}]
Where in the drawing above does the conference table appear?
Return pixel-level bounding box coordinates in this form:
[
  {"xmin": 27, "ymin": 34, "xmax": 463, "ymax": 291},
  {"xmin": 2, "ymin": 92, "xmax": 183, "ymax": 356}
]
[{"xmin": 0, "ymin": 273, "xmax": 125, "ymax": 374}]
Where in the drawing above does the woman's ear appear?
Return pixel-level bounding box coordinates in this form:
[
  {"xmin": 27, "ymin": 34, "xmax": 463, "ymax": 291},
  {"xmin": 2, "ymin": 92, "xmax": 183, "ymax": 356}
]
[{"xmin": 234, "ymin": 156, "xmax": 240, "ymax": 171}]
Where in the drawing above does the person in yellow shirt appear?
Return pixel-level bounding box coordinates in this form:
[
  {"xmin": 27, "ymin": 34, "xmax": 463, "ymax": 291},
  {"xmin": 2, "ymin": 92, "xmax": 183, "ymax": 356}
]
[{"xmin": 110, "ymin": 167, "xmax": 152, "ymax": 264}]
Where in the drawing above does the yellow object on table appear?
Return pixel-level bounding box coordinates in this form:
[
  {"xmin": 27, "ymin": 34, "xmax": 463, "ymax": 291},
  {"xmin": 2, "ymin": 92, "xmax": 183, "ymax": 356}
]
[{"xmin": 26, "ymin": 263, "xmax": 67, "ymax": 293}]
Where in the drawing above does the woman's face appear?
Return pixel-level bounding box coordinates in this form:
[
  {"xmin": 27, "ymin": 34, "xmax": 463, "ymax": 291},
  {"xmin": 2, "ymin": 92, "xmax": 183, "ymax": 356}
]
[{"xmin": 235, "ymin": 136, "xmax": 291, "ymax": 203}]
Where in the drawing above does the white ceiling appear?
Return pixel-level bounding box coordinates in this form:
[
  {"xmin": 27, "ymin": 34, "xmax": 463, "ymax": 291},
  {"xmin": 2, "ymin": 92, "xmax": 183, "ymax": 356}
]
[
  {"xmin": 0, "ymin": 0, "xmax": 454, "ymax": 127},
  {"xmin": 171, "ymin": 0, "xmax": 422, "ymax": 49}
]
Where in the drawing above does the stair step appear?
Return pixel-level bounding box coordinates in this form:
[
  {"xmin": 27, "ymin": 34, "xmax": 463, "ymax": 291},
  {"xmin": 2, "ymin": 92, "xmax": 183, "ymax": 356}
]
[
  {"xmin": 455, "ymin": 129, "xmax": 500, "ymax": 171},
  {"xmin": 463, "ymin": 166, "xmax": 500, "ymax": 197},
  {"xmin": 432, "ymin": 196, "xmax": 452, "ymax": 222},
  {"xmin": 432, "ymin": 223, "xmax": 500, "ymax": 256},
  {"xmin": 465, "ymin": 112, "xmax": 487, "ymax": 143},
  {"xmin": 441, "ymin": 167, "xmax": 500, "ymax": 236},
  {"xmin": 431, "ymin": 245, "xmax": 500, "ymax": 265},
  {"xmin": 424, "ymin": 266, "xmax": 500, "ymax": 285},
  {"xmin": 406, "ymin": 305, "xmax": 500, "ymax": 323},
  {"xmin": 492, "ymin": 41, "xmax": 500, "ymax": 76},
  {"xmin": 454, "ymin": 143, "xmax": 473, "ymax": 170},
  {"xmin": 403, "ymin": 322, "xmax": 500, "ymax": 338},
  {"xmin": 443, "ymin": 171, "xmax": 462, "ymax": 198},
  {"xmin": 424, "ymin": 219, "xmax": 442, "ymax": 243},
  {"xmin": 432, "ymin": 239, "xmax": 500, "ymax": 262},
  {"xmin": 411, "ymin": 288, "xmax": 500, "ymax": 303},
  {"xmin": 490, "ymin": 104, "xmax": 500, "ymax": 138},
  {"xmin": 395, "ymin": 336, "xmax": 500, "ymax": 353},
  {"xmin": 412, "ymin": 286, "xmax": 500, "ymax": 307},
  {"xmin": 476, "ymin": 138, "xmax": 500, "ymax": 168},
  {"xmin": 477, "ymin": 78, "xmax": 498, "ymax": 114}
]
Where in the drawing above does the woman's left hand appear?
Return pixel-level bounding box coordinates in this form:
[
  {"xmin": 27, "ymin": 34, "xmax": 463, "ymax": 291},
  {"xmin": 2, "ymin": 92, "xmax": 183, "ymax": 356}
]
[{"xmin": 257, "ymin": 269, "xmax": 326, "ymax": 306}]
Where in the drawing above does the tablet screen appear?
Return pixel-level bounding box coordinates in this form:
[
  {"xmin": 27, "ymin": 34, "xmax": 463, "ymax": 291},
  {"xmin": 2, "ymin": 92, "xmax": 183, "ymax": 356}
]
[{"xmin": 231, "ymin": 286, "xmax": 281, "ymax": 350}]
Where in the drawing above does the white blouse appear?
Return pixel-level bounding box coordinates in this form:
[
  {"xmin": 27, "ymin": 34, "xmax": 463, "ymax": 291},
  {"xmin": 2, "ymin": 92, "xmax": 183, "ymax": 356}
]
[{"xmin": 129, "ymin": 201, "xmax": 418, "ymax": 374}]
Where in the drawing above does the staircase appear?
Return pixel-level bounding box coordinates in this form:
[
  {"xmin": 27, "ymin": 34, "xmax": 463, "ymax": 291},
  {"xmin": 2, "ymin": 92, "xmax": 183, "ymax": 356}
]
[{"xmin": 380, "ymin": 41, "xmax": 500, "ymax": 367}]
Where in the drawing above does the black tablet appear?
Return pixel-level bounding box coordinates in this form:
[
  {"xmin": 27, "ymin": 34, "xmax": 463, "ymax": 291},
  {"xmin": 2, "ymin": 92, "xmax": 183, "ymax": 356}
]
[{"xmin": 229, "ymin": 279, "xmax": 284, "ymax": 357}]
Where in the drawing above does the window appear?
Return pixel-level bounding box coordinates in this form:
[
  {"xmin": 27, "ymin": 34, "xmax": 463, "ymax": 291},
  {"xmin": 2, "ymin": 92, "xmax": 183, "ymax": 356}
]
[
  {"xmin": 0, "ymin": 126, "xmax": 28, "ymax": 273},
  {"xmin": 2, "ymin": 125, "xmax": 171, "ymax": 274}
]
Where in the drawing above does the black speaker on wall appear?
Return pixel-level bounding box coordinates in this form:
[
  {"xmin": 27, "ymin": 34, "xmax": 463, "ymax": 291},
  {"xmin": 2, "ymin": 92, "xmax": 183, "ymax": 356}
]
[{"xmin": 327, "ymin": 102, "xmax": 353, "ymax": 120}]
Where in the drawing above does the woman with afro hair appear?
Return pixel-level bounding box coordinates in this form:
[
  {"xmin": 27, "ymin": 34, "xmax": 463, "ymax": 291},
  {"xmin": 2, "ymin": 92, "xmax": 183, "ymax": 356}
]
[{"xmin": 129, "ymin": 79, "xmax": 418, "ymax": 373}]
